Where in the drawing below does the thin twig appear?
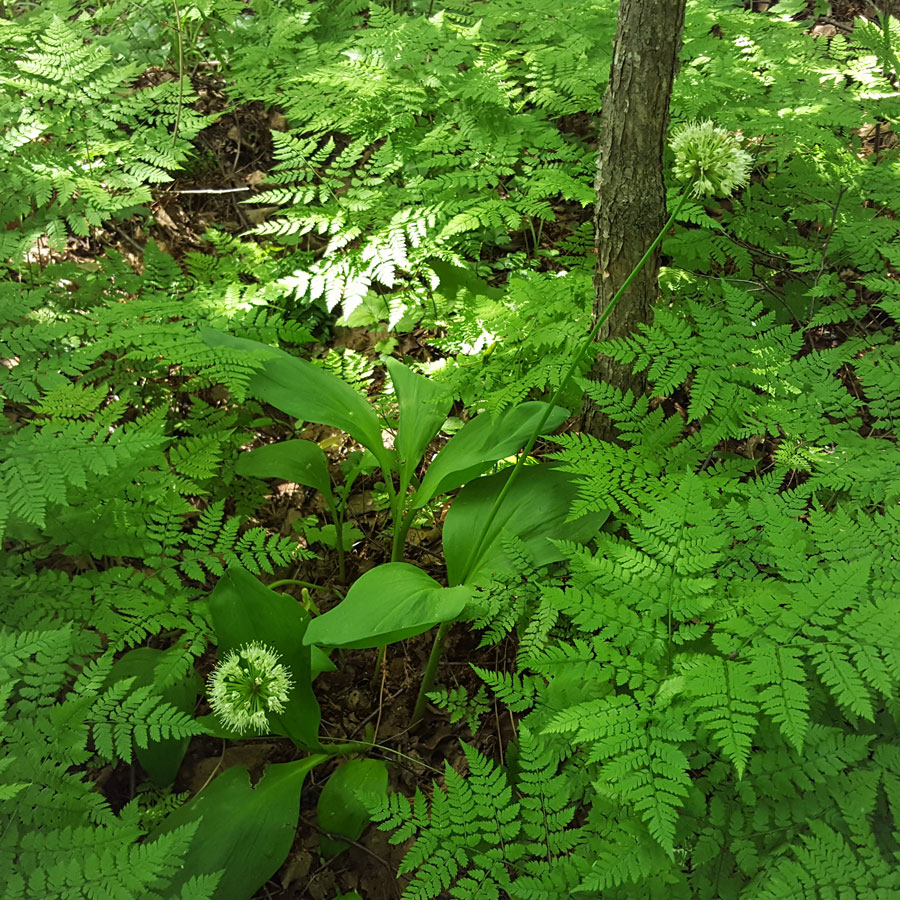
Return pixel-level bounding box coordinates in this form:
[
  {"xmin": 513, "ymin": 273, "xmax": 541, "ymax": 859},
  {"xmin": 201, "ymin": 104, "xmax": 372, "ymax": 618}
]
[
  {"xmin": 346, "ymin": 687, "xmax": 403, "ymax": 738},
  {"xmin": 110, "ymin": 224, "xmax": 145, "ymax": 255},
  {"xmin": 306, "ymin": 821, "xmax": 402, "ymax": 898},
  {"xmin": 493, "ymin": 646, "xmax": 504, "ymax": 766},
  {"xmin": 374, "ymin": 650, "xmax": 388, "ymax": 743},
  {"xmin": 365, "ymin": 742, "xmax": 444, "ymax": 776},
  {"xmin": 165, "ymin": 186, "xmax": 254, "ymax": 194},
  {"xmin": 171, "ymin": 0, "xmax": 185, "ymax": 147},
  {"xmin": 192, "ymin": 741, "xmax": 226, "ymax": 798}
]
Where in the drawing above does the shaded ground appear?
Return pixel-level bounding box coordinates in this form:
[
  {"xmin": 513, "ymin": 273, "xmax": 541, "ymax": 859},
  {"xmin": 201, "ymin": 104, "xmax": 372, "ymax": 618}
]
[{"xmin": 173, "ymin": 625, "xmax": 512, "ymax": 900}]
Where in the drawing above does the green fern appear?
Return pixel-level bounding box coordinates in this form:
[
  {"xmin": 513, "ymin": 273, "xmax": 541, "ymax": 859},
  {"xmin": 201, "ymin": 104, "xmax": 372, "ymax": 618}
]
[
  {"xmin": 426, "ymin": 685, "xmax": 490, "ymax": 733},
  {"xmin": 5, "ymin": 0, "xmax": 900, "ymax": 897},
  {"xmin": 88, "ymin": 680, "xmax": 199, "ymax": 764},
  {"xmin": 0, "ymin": 628, "xmax": 215, "ymax": 900},
  {"xmin": 369, "ymin": 738, "xmax": 589, "ymax": 898},
  {"xmin": 749, "ymin": 820, "xmax": 900, "ymax": 899},
  {"xmin": 0, "ymin": 5, "xmax": 211, "ymax": 257},
  {"xmin": 416, "ymin": 258, "xmax": 900, "ymax": 894},
  {"xmin": 0, "ymin": 408, "xmax": 168, "ymax": 539},
  {"xmin": 219, "ymin": 0, "xmax": 612, "ymax": 323}
]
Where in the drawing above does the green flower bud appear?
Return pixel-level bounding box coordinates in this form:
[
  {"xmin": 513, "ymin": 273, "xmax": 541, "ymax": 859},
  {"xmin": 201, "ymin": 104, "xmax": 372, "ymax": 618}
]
[
  {"xmin": 207, "ymin": 642, "xmax": 293, "ymax": 735},
  {"xmin": 670, "ymin": 120, "xmax": 752, "ymax": 198}
]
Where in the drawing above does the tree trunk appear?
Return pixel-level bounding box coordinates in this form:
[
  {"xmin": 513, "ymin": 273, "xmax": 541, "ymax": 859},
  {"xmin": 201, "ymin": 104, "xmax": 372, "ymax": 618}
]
[{"xmin": 582, "ymin": 0, "xmax": 687, "ymax": 440}]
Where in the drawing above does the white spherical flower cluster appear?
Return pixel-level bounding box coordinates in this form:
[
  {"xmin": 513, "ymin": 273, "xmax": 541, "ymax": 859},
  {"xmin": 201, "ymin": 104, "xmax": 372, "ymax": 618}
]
[
  {"xmin": 670, "ymin": 120, "xmax": 752, "ymax": 198},
  {"xmin": 207, "ymin": 642, "xmax": 293, "ymax": 735}
]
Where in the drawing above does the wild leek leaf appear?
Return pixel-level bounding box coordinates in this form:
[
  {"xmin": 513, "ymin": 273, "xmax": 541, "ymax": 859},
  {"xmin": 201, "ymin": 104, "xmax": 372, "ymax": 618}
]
[
  {"xmin": 443, "ymin": 463, "xmax": 609, "ymax": 585},
  {"xmin": 317, "ymin": 758, "xmax": 389, "ymax": 857},
  {"xmin": 150, "ymin": 757, "xmax": 325, "ymax": 900},
  {"xmin": 411, "ymin": 402, "xmax": 569, "ymax": 508},
  {"xmin": 235, "ymin": 439, "xmax": 334, "ymax": 501},
  {"xmin": 303, "ymin": 562, "xmax": 470, "ymax": 649},
  {"xmin": 209, "ymin": 567, "xmax": 321, "ymax": 749},
  {"xmin": 386, "ymin": 356, "xmax": 452, "ymax": 489},
  {"xmin": 201, "ymin": 328, "xmax": 391, "ymax": 470}
]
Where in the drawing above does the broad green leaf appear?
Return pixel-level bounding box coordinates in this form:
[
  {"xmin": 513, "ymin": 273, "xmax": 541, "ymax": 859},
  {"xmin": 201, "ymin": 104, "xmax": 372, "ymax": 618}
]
[
  {"xmin": 106, "ymin": 647, "xmax": 199, "ymax": 786},
  {"xmin": 772, "ymin": 0, "xmax": 807, "ymax": 17},
  {"xmin": 235, "ymin": 440, "xmax": 333, "ymax": 501},
  {"xmin": 201, "ymin": 328, "xmax": 391, "ymax": 469},
  {"xmin": 411, "ymin": 402, "xmax": 569, "ymax": 508},
  {"xmin": 150, "ymin": 756, "xmax": 324, "ymax": 900},
  {"xmin": 316, "ymin": 758, "xmax": 388, "ymax": 857},
  {"xmin": 385, "ymin": 357, "xmax": 451, "ymax": 488},
  {"xmin": 194, "ymin": 714, "xmax": 243, "ymax": 741},
  {"xmin": 209, "ymin": 567, "xmax": 321, "ymax": 749},
  {"xmin": 303, "ymin": 562, "xmax": 470, "ymax": 649},
  {"xmin": 311, "ymin": 646, "xmax": 336, "ymax": 679},
  {"xmin": 443, "ymin": 464, "xmax": 609, "ymax": 585}
]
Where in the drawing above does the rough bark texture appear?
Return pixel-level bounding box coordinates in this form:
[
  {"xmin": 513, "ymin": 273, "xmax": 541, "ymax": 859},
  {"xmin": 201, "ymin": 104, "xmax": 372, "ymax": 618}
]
[{"xmin": 582, "ymin": 0, "xmax": 687, "ymax": 440}]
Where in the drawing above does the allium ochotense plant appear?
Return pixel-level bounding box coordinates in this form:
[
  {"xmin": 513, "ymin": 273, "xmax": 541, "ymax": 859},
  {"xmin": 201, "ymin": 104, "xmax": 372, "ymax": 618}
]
[
  {"xmin": 670, "ymin": 119, "xmax": 752, "ymax": 197},
  {"xmin": 207, "ymin": 642, "xmax": 294, "ymax": 735},
  {"xmin": 5, "ymin": 0, "xmax": 899, "ymax": 895},
  {"xmin": 198, "ymin": 121, "xmax": 751, "ymax": 725},
  {"xmin": 410, "ymin": 120, "xmax": 751, "ymax": 719}
]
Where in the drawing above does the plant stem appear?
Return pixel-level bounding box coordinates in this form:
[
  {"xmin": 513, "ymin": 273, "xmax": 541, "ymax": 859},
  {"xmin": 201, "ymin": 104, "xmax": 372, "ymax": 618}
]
[
  {"xmin": 389, "ymin": 496, "xmax": 406, "ymax": 562},
  {"xmin": 410, "ymin": 186, "xmax": 692, "ymax": 726},
  {"xmin": 269, "ymin": 578, "xmax": 345, "ymax": 600},
  {"xmin": 372, "ymin": 645, "xmax": 386, "ymax": 684},
  {"xmin": 317, "ymin": 737, "xmax": 374, "ymax": 756},
  {"xmin": 382, "ymin": 464, "xmax": 407, "ymax": 563},
  {"xmin": 460, "ymin": 188, "xmax": 691, "ymax": 585},
  {"xmin": 411, "ymin": 620, "xmax": 451, "ymax": 724},
  {"xmin": 170, "ymin": 0, "xmax": 185, "ymax": 146},
  {"xmin": 268, "ymin": 578, "xmax": 320, "ymax": 591},
  {"xmin": 331, "ymin": 503, "xmax": 347, "ymax": 583},
  {"xmin": 391, "ymin": 507, "xmax": 417, "ymax": 563},
  {"xmin": 389, "ymin": 465, "xmax": 416, "ymax": 562}
]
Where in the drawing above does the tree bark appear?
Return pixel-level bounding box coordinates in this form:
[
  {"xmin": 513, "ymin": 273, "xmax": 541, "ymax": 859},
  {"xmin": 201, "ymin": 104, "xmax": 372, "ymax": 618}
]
[{"xmin": 582, "ymin": 0, "xmax": 687, "ymax": 440}]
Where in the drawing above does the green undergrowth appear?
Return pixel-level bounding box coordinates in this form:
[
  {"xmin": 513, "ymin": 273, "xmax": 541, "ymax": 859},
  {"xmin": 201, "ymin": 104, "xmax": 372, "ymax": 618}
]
[
  {"xmin": 372, "ymin": 282, "xmax": 900, "ymax": 898},
  {"xmin": 2, "ymin": 0, "xmax": 899, "ymax": 898}
]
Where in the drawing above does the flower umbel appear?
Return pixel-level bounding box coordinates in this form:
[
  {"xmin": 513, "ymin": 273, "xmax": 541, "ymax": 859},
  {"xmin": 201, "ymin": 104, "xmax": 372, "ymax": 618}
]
[
  {"xmin": 207, "ymin": 642, "xmax": 293, "ymax": 735},
  {"xmin": 670, "ymin": 120, "xmax": 752, "ymax": 198}
]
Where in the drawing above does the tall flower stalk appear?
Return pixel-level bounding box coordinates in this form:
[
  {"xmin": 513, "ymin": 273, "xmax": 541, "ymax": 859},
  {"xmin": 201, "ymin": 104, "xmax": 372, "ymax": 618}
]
[{"xmin": 411, "ymin": 123, "xmax": 751, "ymax": 724}]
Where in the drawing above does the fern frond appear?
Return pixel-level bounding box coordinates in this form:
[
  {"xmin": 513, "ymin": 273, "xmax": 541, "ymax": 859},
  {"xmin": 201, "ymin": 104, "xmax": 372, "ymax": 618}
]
[{"xmin": 681, "ymin": 656, "xmax": 758, "ymax": 778}]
